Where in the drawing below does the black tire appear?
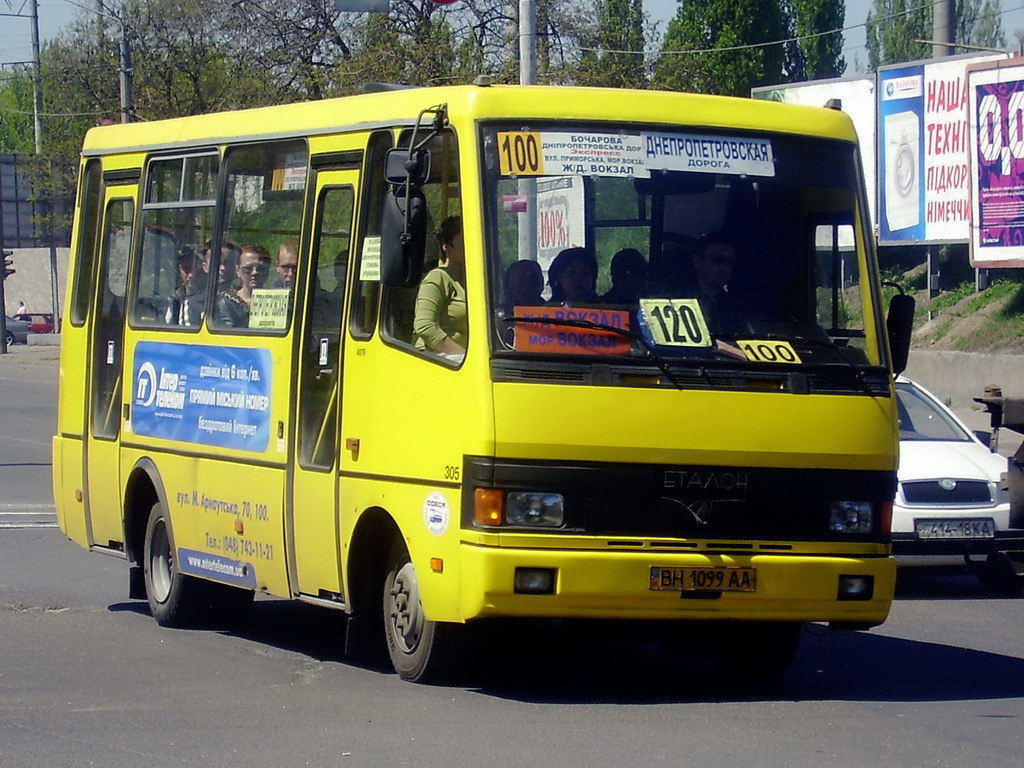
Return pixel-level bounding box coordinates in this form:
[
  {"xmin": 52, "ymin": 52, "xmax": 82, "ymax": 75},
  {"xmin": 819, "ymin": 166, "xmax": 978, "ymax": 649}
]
[
  {"xmin": 4, "ymin": 330, "xmax": 13, "ymax": 347},
  {"xmin": 977, "ymin": 555, "xmax": 1024, "ymax": 596},
  {"xmin": 142, "ymin": 501, "xmax": 208, "ymax": 627},
  {"xmin": 382, "ymin": 541, "xmax": 465, "ymax": 683},
  {"xmin": 712, "ymin": 621, "xmax": 802, "ymax": 684}
]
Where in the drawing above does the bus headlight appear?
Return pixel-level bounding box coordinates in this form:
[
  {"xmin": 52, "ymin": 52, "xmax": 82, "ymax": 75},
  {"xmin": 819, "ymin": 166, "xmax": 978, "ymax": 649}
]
[
  {"xmin": 505, "ymin": 492, "xmax": 565, "ymax": 527},
  {"xmin": 828, "ymin": 501, "xmax": 873, "ymax": 534}
]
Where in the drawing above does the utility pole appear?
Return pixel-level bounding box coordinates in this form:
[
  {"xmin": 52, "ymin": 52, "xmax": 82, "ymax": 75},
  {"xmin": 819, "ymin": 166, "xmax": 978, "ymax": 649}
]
[
  {"xmin": 119, "ymin": 26, "xmax": 134, "ymax": 123},
  {"xmin": 932, "ymin": 0, "xmax": 954, "ymax": 59},
  {"xmin": 29, "ymin": 0, "xmax": 42, "ymax": 153}
]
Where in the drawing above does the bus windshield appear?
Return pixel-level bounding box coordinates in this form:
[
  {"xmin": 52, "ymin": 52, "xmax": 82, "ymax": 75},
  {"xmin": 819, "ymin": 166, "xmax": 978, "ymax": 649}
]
[{"xmin": 482, "ymin": 123, "xmax": 882, "ymax": 373}]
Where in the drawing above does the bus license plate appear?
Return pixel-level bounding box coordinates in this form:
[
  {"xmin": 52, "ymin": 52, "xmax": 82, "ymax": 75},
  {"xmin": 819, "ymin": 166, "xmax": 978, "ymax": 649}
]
[
  {"xmin": 914, "ymin": 518, "xmax": 995, "ymax": 540},
  {"xmin": 649, "ymin": 566, "xmax": 756, "ymax": 593}
]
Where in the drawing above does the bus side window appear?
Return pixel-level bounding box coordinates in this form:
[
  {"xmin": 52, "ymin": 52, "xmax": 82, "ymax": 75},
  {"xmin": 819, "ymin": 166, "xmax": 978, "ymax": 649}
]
[
  {"xmin": 212, "ymin": 141, "xmax": 307, "ymax": 334},
  {"xmin": 380, "ymin": 129, "xmax": 464, "ymax": 362},
  {"xmin": 69, "ymin": 159, "xmax": 102, "ymax": 326},
  {"xmin": 132, "ymin": 154, "xmax": 217, "ymax": 328},
  {"xmin": 349, "ymin": 131, "xmax": 392, "ymax": 340}
]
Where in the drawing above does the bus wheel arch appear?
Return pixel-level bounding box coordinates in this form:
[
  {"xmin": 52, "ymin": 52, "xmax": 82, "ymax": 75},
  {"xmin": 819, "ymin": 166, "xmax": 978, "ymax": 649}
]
[
  {"xmin": 344, "ymin": 506, "xmax": 401, "ymax": 665},
  {"xmin": 123, "ymin": 459, "xmax": 167, "ymax": 600}
]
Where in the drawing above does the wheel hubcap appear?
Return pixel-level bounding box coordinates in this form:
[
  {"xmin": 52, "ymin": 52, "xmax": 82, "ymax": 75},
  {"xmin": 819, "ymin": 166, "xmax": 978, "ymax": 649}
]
[
  {"xmin": 388, "ymin": 562, "xmax": 423, "ymax": 654},
  {"xmin": 149, "ymin": 519, "xmax": 173, "ymax": 603}
]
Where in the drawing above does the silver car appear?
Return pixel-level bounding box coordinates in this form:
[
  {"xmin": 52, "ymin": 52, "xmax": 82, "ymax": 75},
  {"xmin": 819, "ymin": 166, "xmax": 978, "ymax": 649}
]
[
  {"xmin": 4, "ymin": 315, "xmax": 31, "ymax": 346},
  {"xmin": 891, "ymin": 378, "xmax": 1023, "ymax": 594}
]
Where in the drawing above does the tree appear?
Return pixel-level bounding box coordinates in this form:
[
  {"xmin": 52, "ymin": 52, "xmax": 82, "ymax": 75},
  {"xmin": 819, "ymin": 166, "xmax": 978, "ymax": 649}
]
[
  {"xmin": 575, "ymin": 0, "xmax": 649, "ymax": 89},
  {"xmin": 866, "ymin": 0, "xmax": 1006, "ymax": 71},
  {"xmin": 787, "ymin": 0, "xmax": 846, "ymax": 81},
  {"xmin": 0, "ymin": 67, "xmax": 36, "ymax": 154},
  {"xmin": 653, "ymin": 0, "xmax": 791, "ymax": 97}
]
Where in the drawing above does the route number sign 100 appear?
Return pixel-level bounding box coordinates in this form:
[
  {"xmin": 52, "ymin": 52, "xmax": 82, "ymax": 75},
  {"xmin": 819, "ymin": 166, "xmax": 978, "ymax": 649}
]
[{"xmin": 498, "ymin": 132, "xmax": 544, "ymax": 176}]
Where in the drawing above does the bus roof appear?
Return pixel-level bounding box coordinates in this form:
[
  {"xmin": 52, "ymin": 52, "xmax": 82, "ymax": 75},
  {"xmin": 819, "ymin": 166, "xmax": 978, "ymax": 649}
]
[{"xmin": 81, "ymin": 84, "xmax": 859, "ymax": 155}]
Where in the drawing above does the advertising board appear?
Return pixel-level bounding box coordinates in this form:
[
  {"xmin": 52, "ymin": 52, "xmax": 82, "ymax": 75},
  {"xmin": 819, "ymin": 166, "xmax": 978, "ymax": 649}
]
[
  {"xmin": 967, "ymin": 59, "xmax": 1024, "ymax": 267},
  {"xmin": 877, "ymin": 52, "xmax": 1007, "ymax": 244}
]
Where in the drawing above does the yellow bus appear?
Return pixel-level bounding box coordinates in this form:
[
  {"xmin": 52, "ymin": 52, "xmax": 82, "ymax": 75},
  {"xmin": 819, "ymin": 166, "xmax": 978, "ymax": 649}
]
[{"xmin": 53, "ymin": 82, "xmax": 913, "ymax": 683}]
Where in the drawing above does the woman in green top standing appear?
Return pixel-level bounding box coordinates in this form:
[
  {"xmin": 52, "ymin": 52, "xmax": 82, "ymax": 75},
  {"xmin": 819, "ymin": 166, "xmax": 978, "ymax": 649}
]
[{"xmin": 414, "ymin": 215, "xmax": 468, "ymax": 360}]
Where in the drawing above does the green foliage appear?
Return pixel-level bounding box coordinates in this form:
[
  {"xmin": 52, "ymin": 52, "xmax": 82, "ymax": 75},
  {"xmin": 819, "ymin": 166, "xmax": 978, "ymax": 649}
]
[
  {"xmin": 575, "ymin": 0, "xmax": 649, "ymax": 89},
  {"xmin": 653, "ymin": 0, "xmax": 845, "ymax": 97},
  {"xmin": 866, "ymin": 0, "xmax": 1006, "ymax": 72},
  {"xmin": 0, "ymin": 67, "xmax": 36, "ymax": 153},
  {"xmin": 928, "ymin": 280, "xmax": 974, "ymax": 311},
  {"xmin": 654, "ymin": 0, "xmax": 791, "ymax": 96},
  {"xmin": 787, "ymin": 0, "xmax": 846, "ymax": 81}
]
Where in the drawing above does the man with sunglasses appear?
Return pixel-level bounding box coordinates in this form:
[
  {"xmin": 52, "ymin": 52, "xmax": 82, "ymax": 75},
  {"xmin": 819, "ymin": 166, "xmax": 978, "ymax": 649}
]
[
  {"xmin": 217, "ymin": 243, "xmax": 271, "ymax": 328},
  {"xmin": 687, "ymin": 232, "xmax": 751, "ymax": 333}
]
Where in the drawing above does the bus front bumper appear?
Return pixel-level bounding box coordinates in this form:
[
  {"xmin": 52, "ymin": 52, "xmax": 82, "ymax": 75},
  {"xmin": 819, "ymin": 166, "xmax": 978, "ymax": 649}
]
[{"xmin": 457, "ymin": 543, "xmax": 895, "ymax": 626}]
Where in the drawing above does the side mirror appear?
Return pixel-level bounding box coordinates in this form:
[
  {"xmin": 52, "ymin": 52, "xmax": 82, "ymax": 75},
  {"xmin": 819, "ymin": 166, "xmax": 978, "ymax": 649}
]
[
  {"xmin": 384, "ymin": 147, "xmax": 430, "ymax": 186},
  {"xmin": 972, "ymin": 430, "xmax": 993, "ymax": 449},
  {"xmin": 886, "ymin": 293, "xmax": 914, "ymax": 376},
  {"xmin": 379, "ymin": 186, "xmax": 427, "ymax": 287}
]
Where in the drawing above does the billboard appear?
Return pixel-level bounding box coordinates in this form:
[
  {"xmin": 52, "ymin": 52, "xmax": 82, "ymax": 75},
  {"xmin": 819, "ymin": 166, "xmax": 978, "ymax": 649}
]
[
  {"xmin": 877, "ymin": 52, "xmax": 1007, "ymax": 244},
  {"xmin": 967, "ymin": 59, "xmax": 1024, "ymax": 268},
  {"xmin": 752, "ymin": 77, "xmax": 877, "ymax": 228}
]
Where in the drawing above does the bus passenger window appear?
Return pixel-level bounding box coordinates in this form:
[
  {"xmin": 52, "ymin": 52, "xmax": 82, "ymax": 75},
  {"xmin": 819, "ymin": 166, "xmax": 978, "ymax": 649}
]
[
  {"xmin": 132, "ymin": 153, "xmax": 218, "ymax": 328},
  {"xmin": 212, "ymin": 140, "xmax": 307, "ymax": 333},
  {"xmin": 380, "ymin": 129, "xmax": 464, "ymax": 364},
  {"xmin": 350, "ymin": 131, "xmax": 392, "ymax": 340}
]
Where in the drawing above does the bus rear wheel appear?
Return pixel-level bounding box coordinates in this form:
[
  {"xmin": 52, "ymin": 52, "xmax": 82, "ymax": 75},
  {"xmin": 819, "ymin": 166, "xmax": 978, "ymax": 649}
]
[
  {"xmin": 383, "ymin": 542, "xmax": 464, "ymax": 683},
  {"xmin": 143, "ymin": 501, "xmax": 207, "ymax": 627}
]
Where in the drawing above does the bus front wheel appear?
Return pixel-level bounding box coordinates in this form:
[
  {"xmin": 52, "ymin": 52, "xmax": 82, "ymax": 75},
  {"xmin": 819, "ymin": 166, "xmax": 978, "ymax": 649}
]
[
  {"xmin": 143, "ymin": 501, "xmax": 207, "ymax": 627},
  {"xmin": 383, "ymin": 542, "xmax": 463, "ymax": 683}
]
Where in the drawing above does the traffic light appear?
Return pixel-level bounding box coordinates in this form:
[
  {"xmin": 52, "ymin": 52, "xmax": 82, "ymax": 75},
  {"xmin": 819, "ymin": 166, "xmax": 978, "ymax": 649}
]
[{"xmin": 2, "ymin": 250, "xmax": 13, "ymax": 280}]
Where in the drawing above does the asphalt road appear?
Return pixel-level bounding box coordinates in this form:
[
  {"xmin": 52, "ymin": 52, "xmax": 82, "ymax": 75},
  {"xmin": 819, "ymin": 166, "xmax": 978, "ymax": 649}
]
[{"xmin": 2, "ymin": 346, "xmax": 1023, "ymax": 768}]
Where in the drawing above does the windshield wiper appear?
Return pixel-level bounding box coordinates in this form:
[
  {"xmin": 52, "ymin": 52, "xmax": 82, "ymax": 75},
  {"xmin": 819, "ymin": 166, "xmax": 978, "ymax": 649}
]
[{"xmin": 500, "ymin": 315, "xmax": 687, "ymax": 391}]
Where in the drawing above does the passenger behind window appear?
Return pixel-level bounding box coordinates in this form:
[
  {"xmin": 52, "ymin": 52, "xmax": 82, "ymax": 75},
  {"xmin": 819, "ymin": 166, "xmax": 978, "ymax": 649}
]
[
  {"xmin": 599, "ymin": 248, "xmax": 648, "ymax": 305},
  {"xmin": 202, "ymin": 241, "xmax": 240, "ymax": 295},
  {"xmin": 277, "ymin": 239, "xmax": 299, "ymax": 290},
  {"xmin": 504, "ymin": 259, "xmax": 544, "ymax": 313},
  {"xmin": 165, "ymin": 246, "xmax": 208, "ymax": 326},
  {"xmin": 546, "ymin": 247, "xmax": 597, "ymax": 306},
  {"xmin": 413, "ymin": 215, "xmax": 467, "ymax": 360},
  {"xmin": 217, "ymin": 244, "xmax": 271, "ymax": 328}
]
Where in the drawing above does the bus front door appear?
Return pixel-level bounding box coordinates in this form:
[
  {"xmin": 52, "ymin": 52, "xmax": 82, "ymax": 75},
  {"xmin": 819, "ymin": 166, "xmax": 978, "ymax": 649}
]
[
  {"xmin": 289, "ymin": 173, "xmax": 358, "ymax": 599},
  {"xmin": 84, "ymin": 189, "xmax": 136, "ymax": 550}
]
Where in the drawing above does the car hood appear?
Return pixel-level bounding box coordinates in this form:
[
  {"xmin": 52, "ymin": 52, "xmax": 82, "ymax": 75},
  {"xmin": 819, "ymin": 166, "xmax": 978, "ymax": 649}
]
[{"xmin": 898, "ymin": 440, "xmax": 1005, "ymax": 483}]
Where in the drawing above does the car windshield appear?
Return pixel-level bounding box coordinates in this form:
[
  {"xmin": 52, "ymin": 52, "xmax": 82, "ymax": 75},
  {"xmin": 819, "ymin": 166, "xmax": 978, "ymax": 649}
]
[
  {"xmin": 896, "ymin": 382, "xmax": 971, "ymax": 442},
  {"xmin": 482, "ymin": 123, "xmax": 883, "ymax": 376}
]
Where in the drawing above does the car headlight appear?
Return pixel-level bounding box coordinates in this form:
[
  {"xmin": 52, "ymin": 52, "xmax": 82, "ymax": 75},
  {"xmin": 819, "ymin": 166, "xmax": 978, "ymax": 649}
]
[
  {"xmin": 829, "ymin": 501, "xmax": 874, "ymax": 534},
  {"xmin": 505, "ymin": 492, "xmax": 565, "ymax": 527}
]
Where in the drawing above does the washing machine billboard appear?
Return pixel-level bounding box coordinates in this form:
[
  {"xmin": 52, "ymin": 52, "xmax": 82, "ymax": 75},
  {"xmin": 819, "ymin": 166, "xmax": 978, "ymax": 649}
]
[{"xmin": 878, "ymin": 53, "xmax": 1006, "ymax": 244}]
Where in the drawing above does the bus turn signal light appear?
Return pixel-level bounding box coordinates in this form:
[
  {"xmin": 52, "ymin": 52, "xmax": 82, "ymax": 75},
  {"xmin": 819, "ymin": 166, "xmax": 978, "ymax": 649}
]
[{"xmin": 474, "ymin": 488, "xmax": 503, "ymax": 526}]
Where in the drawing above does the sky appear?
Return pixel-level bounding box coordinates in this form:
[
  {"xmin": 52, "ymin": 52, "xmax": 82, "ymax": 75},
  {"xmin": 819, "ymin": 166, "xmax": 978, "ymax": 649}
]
[{"xmin": 2, "ymin": 0, "xmax": 1023, "ymax": 77}]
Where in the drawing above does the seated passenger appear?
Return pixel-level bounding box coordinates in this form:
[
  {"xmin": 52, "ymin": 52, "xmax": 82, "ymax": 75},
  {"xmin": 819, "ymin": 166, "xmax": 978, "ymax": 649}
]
[
  {"xmin": 413, "ymin": 215, "xmax": 467, "ymax": 358},
  {"xmin": 217, "ymin": 244, "xmax": 271, "ymax": 328},
  {"xmin": 165, "ymin": 246, "xmax": 207, "ymax": 326},
  {"xmin": 277, "ymin": 239, "xmax": 298, "ymax": 290},
  {"xmin": 504, "ymin": 259, "xmax": 544, "ymax": 313},
  {"xmin": 546, "ymin": 247, "xmax": 598, "ymax": 306},
  {"xmin": 599, "ymin": 248, "xmax": 648, "ymax": 304},
  {"xmin": 685, "ymin": 232, "xmax": 750, "ymax": 332}
]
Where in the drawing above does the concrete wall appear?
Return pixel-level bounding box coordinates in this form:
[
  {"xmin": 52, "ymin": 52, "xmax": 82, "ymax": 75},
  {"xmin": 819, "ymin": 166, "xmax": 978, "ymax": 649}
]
[
  {"xmin": 1, "ymin": 247, "xmax": 70, "ymax": 318},
  {"xmin": 905, "ymin": 350, "xmax": 1024, "ymax": 408}
]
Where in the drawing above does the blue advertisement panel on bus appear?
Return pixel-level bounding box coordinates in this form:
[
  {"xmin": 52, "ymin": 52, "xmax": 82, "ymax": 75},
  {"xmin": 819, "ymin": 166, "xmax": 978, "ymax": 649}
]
[{"xmin": 132, "ymin": 341, "xmax": 272, "ymax": 452}]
